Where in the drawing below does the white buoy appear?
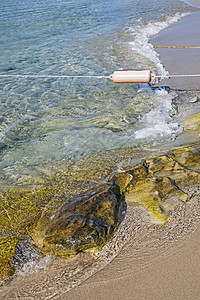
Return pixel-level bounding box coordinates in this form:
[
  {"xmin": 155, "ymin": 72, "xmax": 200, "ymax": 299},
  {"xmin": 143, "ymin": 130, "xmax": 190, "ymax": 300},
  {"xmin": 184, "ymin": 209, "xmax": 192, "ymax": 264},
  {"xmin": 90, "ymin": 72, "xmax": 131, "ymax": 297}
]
[{"xmin": 110, "ymin": 70, "xmax": 155, "ymax": 83}]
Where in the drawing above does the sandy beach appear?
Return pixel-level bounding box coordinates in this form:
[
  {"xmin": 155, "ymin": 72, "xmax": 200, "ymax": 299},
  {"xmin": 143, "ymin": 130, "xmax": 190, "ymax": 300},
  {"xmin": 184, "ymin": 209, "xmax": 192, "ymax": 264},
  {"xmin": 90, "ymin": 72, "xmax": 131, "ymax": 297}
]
[
  {"xmin": 63, "ymin": 223, "xmax": 200, "ymax": 300},
  {"xmin": 64, "ymin": 10, "xmax": 200, "ymax": 300},
  {"xmin": 151, "ymin": 11, "xmax": 200, "ymax": 90}
]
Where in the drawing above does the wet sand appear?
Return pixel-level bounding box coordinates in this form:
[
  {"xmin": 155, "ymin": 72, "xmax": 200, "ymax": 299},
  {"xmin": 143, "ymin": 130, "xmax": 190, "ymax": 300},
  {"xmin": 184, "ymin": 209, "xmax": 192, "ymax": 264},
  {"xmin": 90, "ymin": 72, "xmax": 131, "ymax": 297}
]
[
  {"xmin": 185, "ymin": 0, "xmax": 200, "ymax": 7},
  {"xmin": 151, "ymin": 10, "xmax": 200, "ymax": 90},
  {"xmin": 64, "ymin": 220, "xmax": 200, "ymax": 300}
]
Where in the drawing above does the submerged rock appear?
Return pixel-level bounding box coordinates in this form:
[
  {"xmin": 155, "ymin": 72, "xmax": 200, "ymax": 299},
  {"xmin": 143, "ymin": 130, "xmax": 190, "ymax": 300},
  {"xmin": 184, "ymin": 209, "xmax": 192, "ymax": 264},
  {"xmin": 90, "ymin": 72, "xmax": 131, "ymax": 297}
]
[
  {"xmin": 189, "ymin": 95, "xmax": 199, "ymax": 103},
  {"xmin": 32, "ymin": 184, "xmax": 123, "ymax": 257},
  {"xmin": 0, "ymin": 182, "xmax": 123, "ymax": 280}
]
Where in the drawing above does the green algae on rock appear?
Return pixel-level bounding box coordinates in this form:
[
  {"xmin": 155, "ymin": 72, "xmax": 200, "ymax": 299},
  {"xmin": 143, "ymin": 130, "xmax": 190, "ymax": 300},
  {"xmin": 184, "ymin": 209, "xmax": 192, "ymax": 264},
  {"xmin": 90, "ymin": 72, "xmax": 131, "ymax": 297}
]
[
  {"xmin": 32, "ymin": 184, "xmax": 124, "ymax": 257},
  {"xmin": 113, "ymin": 144, "xmax": 200, "ymax": 223},
  {"xmin": 0, "ymin": 150, "xmax": 128, "ymax": 281},
  {"xmin": 0, "ymin": 185, "xmax": 61, "ymax": 282},
  {"xmin": 0, "ymin": 237, "xmax": 18, "ymax": 282},
  {"xmin": 0, "ymin": 182, "xmax": 123, "ymax": 278},
  {"xmin": 181, "ymin": 111, "xmax": 200, "ymax": 133}
]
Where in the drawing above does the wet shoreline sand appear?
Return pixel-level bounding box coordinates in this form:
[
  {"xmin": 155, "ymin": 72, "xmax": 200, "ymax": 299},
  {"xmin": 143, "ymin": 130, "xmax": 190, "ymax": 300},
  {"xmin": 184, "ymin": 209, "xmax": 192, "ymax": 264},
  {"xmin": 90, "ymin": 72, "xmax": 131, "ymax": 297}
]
[
  {"xmin": 65, "ymin": 205, "xmax": 200, "ymax": 300},
  {"xmin": 151, "ymin": 10, "xmax": 200, "ymax": 90}
]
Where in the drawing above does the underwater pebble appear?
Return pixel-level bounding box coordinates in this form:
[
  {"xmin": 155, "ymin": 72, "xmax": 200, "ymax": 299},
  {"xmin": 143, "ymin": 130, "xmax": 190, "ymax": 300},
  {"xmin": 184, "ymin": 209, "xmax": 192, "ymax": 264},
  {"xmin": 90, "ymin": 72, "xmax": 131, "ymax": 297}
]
[{"xmin": 189, "ymin": 96, "xmax": 199, "ymax": 103}]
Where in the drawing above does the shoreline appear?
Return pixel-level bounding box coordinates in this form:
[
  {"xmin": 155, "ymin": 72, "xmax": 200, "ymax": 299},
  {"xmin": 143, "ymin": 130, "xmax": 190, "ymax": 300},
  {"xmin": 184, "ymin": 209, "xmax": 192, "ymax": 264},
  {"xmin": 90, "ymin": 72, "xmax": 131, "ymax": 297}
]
[
  {"xmin": 2, "ymin": 143, "xmax": 200, "ymax": 299},
  {"xmin": 66, "ymin": 197, "xmax": 200, "ymax": 300},
  {"xmin": 1, "ymin": 183, "xmax": 200, "ymax": 299},
  {"xmin": 151, "ymin": 10, "xmax": 200, "ymax": 90},
  {"xmin": 183, "ymin": 0, "xmax": 200, "ymax": 7},
  {"xmin": 64, "ymin": 9, "xmax": 200, "ymax": 300},
  {"xmin": 1, "ymin": 7, "xmax": 200, "ymax": 300}
]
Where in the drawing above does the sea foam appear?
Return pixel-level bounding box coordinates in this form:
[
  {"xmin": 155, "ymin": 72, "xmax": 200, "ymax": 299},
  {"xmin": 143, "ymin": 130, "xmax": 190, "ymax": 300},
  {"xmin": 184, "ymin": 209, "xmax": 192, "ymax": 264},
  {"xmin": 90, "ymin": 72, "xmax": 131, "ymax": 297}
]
[
  {"xmin": 129, "ymin": 13, "xmax": 188, "ymax": 76},
  {"xmin": 134, "ymin": 89, "xmax": 182, "ymax": 140},
  {"xmin": 129, "ymin": 14, "xmax": 187, "ymax": 141}
]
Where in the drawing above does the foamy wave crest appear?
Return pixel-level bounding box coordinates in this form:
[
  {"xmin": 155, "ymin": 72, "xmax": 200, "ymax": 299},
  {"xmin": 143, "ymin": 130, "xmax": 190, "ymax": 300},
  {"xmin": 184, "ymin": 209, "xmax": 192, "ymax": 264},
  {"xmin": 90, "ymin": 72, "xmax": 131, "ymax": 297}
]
[
  {"xmin": 134, "ymin": 89, "xmax": 183, "ymax": 140},
  {"xmin": 130, "ymin": 13, "xmax": 188, "ymax": 76}
]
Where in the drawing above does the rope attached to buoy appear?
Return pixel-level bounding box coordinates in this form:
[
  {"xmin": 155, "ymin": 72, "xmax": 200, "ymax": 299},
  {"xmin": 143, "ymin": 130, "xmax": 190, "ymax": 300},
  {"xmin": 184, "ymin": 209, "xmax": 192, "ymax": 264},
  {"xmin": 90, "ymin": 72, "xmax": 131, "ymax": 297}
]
[
  {"xmin": 154, "ymin": 45, "xmax": 200, "ymax": 49},
  {"xmin": 0, "ymin": 74, "xmax": 110, "ymax": 79},
  {"xmin": 0, "ymin": 71, "xmax": 200, "ymax": 84},
  {"xmin": 156, "ymin": 74, "xmax": 200, "ymax": 79}
]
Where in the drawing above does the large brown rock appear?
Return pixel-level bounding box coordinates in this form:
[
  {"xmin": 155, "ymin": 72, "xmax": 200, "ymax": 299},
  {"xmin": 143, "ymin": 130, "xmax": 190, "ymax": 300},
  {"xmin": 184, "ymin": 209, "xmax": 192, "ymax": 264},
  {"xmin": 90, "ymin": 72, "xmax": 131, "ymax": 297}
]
[{"xmin": 32, "ymin": 184, "xmax": 123, "ymax": 257}]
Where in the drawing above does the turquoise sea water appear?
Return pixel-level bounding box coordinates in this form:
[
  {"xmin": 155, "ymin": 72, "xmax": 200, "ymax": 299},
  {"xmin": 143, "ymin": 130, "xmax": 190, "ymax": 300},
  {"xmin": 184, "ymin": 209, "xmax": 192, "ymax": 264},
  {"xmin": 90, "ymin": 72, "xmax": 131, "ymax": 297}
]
[{"xmin": 0, "ymin": 0, "xmax": 195, "ymax": 187}]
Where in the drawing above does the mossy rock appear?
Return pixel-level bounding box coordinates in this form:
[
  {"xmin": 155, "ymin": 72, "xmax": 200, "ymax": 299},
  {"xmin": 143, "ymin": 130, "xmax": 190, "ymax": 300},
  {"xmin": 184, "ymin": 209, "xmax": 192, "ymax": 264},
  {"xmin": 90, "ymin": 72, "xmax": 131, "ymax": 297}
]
[
  {"xmin": 0, "ymin": 237, "xmax": 19, "ymax": 282},
  {"xmin": 117, "ymin": 143, "xmax": 200, "ymax": 222},
  {"xmin": 125, "ymin": 178, "xmax": 169, "ymax": 222},
  {"xmin": 181, "ymin": 111, "xmax": 200, "ymax": 133},
  {"xmin": 31, "ymin": 184, "xmax": 123, "ymax": 257},
  {"xmin": 0, "ymin": 170, "xmax": 123, "ymax": 278},
  {"xmin": 114, "ymin": 173, "xmax": 133, "ymax": 194}
]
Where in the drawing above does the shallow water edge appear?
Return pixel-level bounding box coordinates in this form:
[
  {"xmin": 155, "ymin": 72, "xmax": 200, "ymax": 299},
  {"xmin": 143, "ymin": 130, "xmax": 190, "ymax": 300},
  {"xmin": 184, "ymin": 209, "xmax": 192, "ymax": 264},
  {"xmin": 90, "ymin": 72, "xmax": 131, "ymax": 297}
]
[{"xmin": 1, "ymin": 134, "xmax": 200, "ymax": 298}]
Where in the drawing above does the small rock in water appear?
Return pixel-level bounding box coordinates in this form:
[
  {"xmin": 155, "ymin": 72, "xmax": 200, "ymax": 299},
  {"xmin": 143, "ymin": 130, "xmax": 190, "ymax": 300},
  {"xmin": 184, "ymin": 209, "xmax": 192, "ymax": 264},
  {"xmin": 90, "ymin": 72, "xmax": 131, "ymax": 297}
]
[
  {"xmin": 189, "ymin": 96, "xmax": 199, "ymax": 103},
  {"xmin": 12, "ymin": 238, "xmax": 42, "ymax": 271}
]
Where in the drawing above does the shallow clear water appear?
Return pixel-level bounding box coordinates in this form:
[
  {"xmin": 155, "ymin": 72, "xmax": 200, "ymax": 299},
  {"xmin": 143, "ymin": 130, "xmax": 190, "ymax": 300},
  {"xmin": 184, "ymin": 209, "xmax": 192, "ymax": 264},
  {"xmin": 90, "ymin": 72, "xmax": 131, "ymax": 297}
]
[{"xmin": 0, "ymin": 0, "xmax": 194, "ymax": 188}]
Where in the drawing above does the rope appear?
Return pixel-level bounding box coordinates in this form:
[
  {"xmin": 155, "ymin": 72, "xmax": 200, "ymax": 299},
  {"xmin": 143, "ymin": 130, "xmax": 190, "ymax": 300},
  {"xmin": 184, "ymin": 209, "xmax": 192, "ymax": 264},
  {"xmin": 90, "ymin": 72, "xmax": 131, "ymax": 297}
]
[
  {"xmin": 0, "ymin": 72, "xmax": 200, "ymax": 81},
  {"xmin": 154, "ymin": 45, "xmax": 200, "ymax": 49},
  {"xmin": 0, "ymin": 74, "xmax": 110, "ymax": 79},
  {"xmin": 156, "ymin": 74, "xmax": 200, "ymax": 79}
]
